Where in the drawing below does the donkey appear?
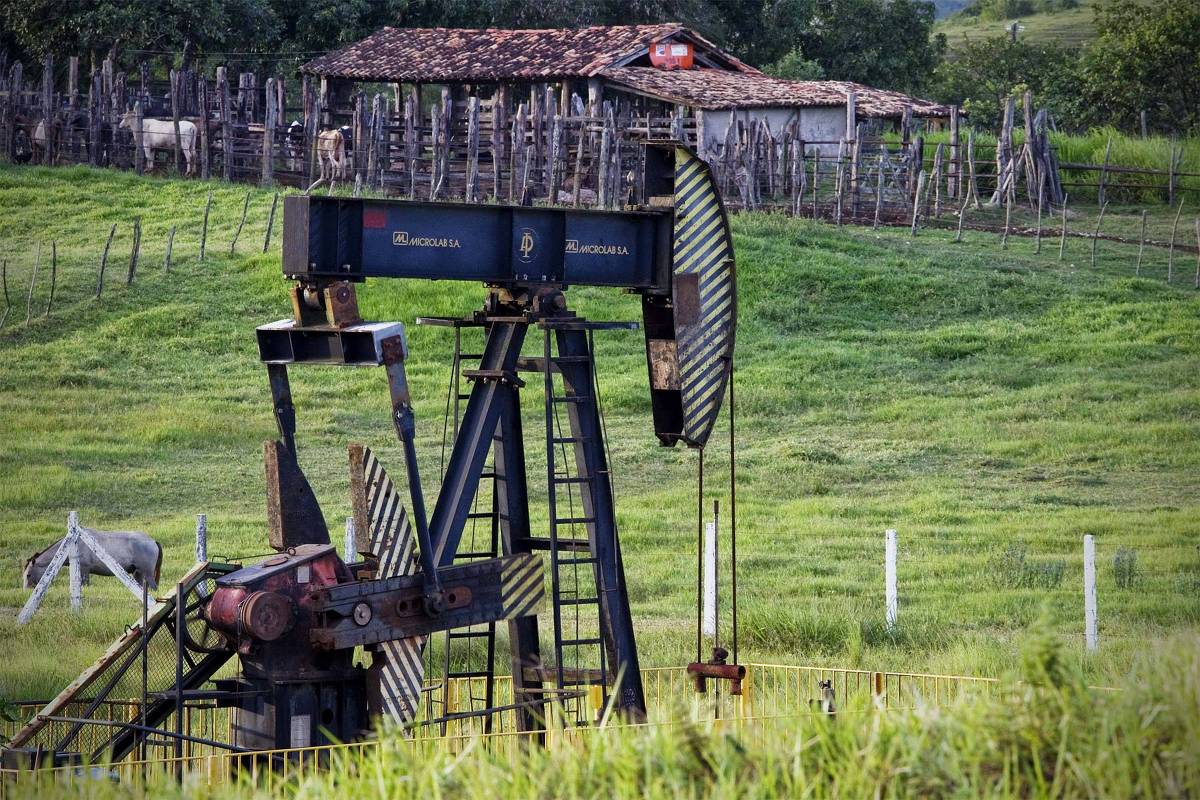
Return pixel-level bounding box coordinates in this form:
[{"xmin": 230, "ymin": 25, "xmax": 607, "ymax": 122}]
[{"xmin": 22, "ymin": 529, "xmax": 162, "ymax": 590}]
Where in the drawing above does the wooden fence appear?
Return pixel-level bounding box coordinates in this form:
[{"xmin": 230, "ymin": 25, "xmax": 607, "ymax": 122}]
[{"xmin": 0, "ymin": 52, "xmax": 1195, "ymax": 225}]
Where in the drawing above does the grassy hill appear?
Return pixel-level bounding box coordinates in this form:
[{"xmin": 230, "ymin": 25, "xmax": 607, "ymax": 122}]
[
  {"xmin": 936, "ymin": 0, "xmax": 1098, "ymax": 51},
  {"xmin": 1, "ymin": 165, "xmax": 1198, "ymax": 704}
]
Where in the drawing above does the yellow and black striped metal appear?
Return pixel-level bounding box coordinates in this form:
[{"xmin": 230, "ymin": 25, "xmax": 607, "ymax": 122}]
[
  {"xmin": 499, "ymin": 552, "xmax": 545, "ymax": 620},
  {"xmin": 349, "ymin": 445, "xmax": 426, "ymax": 728},
  {"xmin": 671, "ymin": 145, "xmax": 735, "ymax": 448}
]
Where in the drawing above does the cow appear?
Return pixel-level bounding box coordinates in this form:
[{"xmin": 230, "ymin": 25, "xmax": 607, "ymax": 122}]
[
  {"xmin": 283, "ymin": 120, "xmax": 305, "ymax": 173},
  {"xmin": 306, "ymin": 125, "xmax": 353, "ymax": 193},
  {"xmin": 10, "ymin": 114, "xmax": 35, "ymax": 164},
  {"xmin": 118, "ymin": 108, "xmax": 198, "ymax": 175},
  {"xmin": 22, "ymin": 529, "xmax": 163, "ymax": 591}
]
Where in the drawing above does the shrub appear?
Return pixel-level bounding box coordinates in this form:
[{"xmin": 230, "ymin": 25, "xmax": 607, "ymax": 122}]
[
  {"xmin": 1112, "ymin": 546, "xmax": 1139, "ymax": 588},
  {"xmin": 990, "ymin": 541, "xmax": 1066, "ymax": 588}
]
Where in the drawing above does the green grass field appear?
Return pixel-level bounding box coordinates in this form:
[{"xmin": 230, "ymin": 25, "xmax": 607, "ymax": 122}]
[
  {"xmin": 1, "ymin": 165, "xmax": 1198, "ymax": 708},
  {"xmin": 936, "ymin": 1, "xmax": 1099, "ymax": 51}
]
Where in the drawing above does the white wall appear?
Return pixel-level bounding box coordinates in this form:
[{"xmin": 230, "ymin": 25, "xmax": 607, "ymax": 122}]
[{"xmin": 700, "ymin": 106, "xmax": 848, "ymax": 157}]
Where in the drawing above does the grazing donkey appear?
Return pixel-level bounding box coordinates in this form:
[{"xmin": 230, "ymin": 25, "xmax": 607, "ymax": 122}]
[{"xmin": 23, "ymin": 529, "xmax": 162, "ymax": 590}]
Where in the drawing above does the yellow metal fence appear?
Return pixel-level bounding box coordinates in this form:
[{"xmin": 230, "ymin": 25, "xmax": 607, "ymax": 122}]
[{"xmin": 0, "ymin": 663, "xmax": 1002, "ymax": 795}]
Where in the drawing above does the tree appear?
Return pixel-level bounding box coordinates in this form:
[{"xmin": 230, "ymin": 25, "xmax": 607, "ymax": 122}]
[
  {"xmin": 786, "ymin": 0, "xmax": 945, "ymax": 92},
  {"xmin": 1077, "ymin": 0, "xmax": 1200, "ymax": 133},
  {"xmin": 765, "ymin": 47, "xmax": 826, "ymax": 81},
  {"xmin": 931, "ymin": 36, "xmax": 1078, "ymax": 129}
]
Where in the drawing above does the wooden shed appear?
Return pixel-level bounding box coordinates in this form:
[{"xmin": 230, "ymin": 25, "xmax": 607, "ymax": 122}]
[{"xmin": 301, "ymin": 24, "xmax": 954, "ymax": 156}]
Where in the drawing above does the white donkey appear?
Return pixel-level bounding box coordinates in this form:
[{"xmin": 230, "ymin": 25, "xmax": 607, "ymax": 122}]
[{"xmin": 119, "ymin": 109, "xmax": 197, "ymax": 175}]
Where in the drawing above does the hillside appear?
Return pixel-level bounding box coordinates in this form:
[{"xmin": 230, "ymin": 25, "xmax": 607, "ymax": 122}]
[
  {"xmin": 1, "ymin": 165, "xmax": 1198, "ymax": 702},
  {"xmin": 936, "ymin": 0, "xmax": 1098, "ymax": 50}
]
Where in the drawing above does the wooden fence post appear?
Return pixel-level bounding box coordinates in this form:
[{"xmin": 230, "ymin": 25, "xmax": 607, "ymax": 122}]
[
  {"xmin": 0, "ymin": 258, "xmax": 9, "ymax": 330},
  {"xmin": 44, "ymin": 241, "xmax": 56, "ymax": 316},
  {"xmin": 344, "ymin": 517, "xmax": 356, "ymax": 562},
  {"xmin": 217, "ymin": 67, "xmax": 232, "ymax": 182},
  {"xmin": 353, "ymin": 91, "xmax": 367, "ymax": 188},
  {"xmin": 1194, "ymin": 218, "xmax": 1200, "ymax": 289},
  {"xmin": 845, "ymin": 92, "xmax": 857, "ymax": 212},
  {"xmin": 198, "ymin": 76, "xmax": 210, "ymax": 180},
  {"xmin": 1168, "ymin": 199, "xmax": 1185, "ymax": 282},
  {"xmin": 466, "ymin": 95, "xmax": 480, "ymax": 202},
  {"xmin": 40, "ymin": 54, "xmax": 53, "ymax": 166},
  {"xmin": 230, "ymin": 190, "xmax": 251, "ymax": 254},
  {"xmin": 264, "ymin": 191, "xmax": 279, "ymax": 252},
  {"xmin": 492, "ymin": 85, "xmax": 507, "ymax": 201},
  {"xmin": 169, "ymin": 68, "xmax": 183, "ymax": 173},
  {"xmin": 164, "ymin": 226, "xmax": 176, "ymax": 271},
  {"xmin": 1091, "ymin": 202, "xmax": 1108, "ymax": 267},
  {"xmin": 932, "ymin": 143, "xmax": 944, "ymax": 219},
  {"xmin": 948, "ymin": 105, "xmax": 960, "ymax": 200},
  {"xmin": 87, "ymin": 69, "xmax": 100, "ymax": 167},
  {"xmin": 25, "ymin": 242, "xmax": 39, "ymax": 324},
  {"xmin": 1097, "ymin": 135, "xmax": 1112, "ymax": 208},
  {"xmin": 132, "ymin": 100, "xmax": 144, "ymax": 175},
  {"xmin": 261, "ymin": 76, "xmax": 276, "ymax": 185},
  {"xmin": 126, "ymin": 217, "xmax": 141, "ymax": 284},
  {"xmin": 1035, "ymin": 172, "xmax": 1046, "ymax": 254},
  {"xmin": 1059, "ymin": 194, "xmax": 1070, "ymax": 261},
  {"xmin": 1136, "ymin": 210, "xmax": 1147, "ymax": 275},
  {"xmin": 910, "ymin": 170, "xmax": 925, "ymax": 236},
  {"xmin": 403, "ymin": 94, "xmax": 417, "ymax": 198},
  {"xmin": 96, "ymin": 223, "xmax": 116, "ymax": 298},
  {"xmin": 200, "ymin": 190, "xmax": 213, "ymax": 260}
]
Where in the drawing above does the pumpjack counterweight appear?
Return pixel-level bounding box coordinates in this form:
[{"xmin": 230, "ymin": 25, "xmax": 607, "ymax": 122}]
[{"xmin": 2, "ymin": 142, "xmax": 736, "ymax": 766}]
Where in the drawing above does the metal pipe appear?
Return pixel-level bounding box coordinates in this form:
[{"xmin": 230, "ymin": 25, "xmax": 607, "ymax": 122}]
[{"xmin": 40, "ymin": 716, "xmax": 251, "ymax": 753}]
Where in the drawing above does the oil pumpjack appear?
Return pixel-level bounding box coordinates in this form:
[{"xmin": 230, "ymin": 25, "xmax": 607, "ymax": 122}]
[{"xmin": 2, "ymin": 142, "xmax": 735, "ymax": 766}]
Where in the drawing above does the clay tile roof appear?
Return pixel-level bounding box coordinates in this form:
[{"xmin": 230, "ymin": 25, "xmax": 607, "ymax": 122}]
[
  {"xmin": 301, "ymin": 24, "xmax": 757, "ymax": 83},
  {"xmin": 601, "ymin": 67, "xmax": 954, "ymax": 118}
]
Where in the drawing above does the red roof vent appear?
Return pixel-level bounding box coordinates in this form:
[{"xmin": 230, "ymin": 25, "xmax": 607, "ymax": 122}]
[{"xmin": 649, "ymin": 41, "xmax": 694, "ymax": 70}]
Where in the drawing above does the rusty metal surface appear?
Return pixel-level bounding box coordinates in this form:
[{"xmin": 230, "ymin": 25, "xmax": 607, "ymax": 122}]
[
  {"xmin": 647, "ymin": 339, "xmax": 680, "ymax": 390},
  {"xmin": 310, "ymin": 554, "xmax": 543, "ymax": 650},
  {"xmin": 323, "ymin": 281, "xmax": 362, "ymax": 327},
  {"xmin": 264, "ymin": 440, "xmax": 331, "ymax": 551}
]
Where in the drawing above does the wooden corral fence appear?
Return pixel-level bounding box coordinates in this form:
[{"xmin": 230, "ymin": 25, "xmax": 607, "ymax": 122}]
[{"xmin": 0, "ymin": 51, "xmax": 1196, "ymax": 232}]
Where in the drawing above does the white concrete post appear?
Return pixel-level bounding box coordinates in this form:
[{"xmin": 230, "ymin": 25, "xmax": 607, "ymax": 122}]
[
  {"xmin": 68, "ymin": 511, "xmax": 83, "ymax": 611},
  {"xmin": 195, "ymin": 513, "xmax": 208, "ymax": 596},
  {"xmin": 344, "ymin": 517, "xmax": 356, "ymax": 562},
  {"xmin": 885, "ymin": 529, "xmax": 898, "ymax": 629},
  {"xmin": 702, "ymin": 519, "xmax": 717, "ymax": 639},
  {"xmin": 1084, "ymin": 534, "xmax": 1098, "ymax": 651}
]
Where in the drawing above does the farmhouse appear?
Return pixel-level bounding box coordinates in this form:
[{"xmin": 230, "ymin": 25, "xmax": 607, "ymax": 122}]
[{"xmin": 301, "ymin": 24, "xmax": 954, "ymax": 155}]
